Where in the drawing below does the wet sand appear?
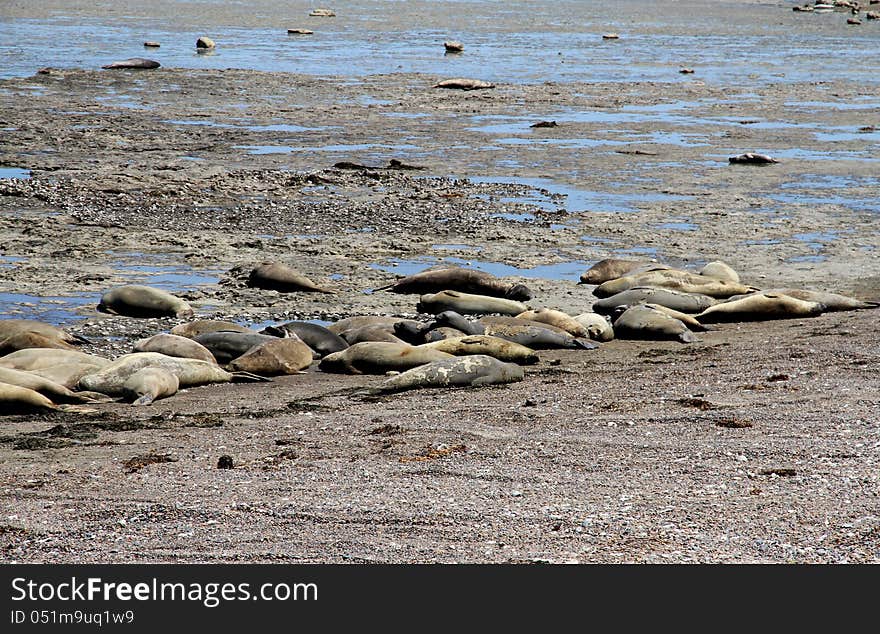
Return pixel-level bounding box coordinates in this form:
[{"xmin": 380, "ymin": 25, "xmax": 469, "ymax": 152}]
[{"xmin": 0, "ymin": 1, "xmax": 879, "ymax": 563}]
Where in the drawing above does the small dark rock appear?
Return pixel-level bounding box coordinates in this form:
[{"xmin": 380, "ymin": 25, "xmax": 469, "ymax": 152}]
[{"xmin": 217, "ymin": 455, "xmax": 234, "ymax": 469}]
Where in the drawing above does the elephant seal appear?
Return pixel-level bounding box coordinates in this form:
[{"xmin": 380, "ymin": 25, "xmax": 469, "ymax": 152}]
[
  {"xmin": 696, "ymin": 292, "xmax": 825, "ymax": 323},
  {"xmin": 193, "ymin": 332, "xmax": 278, "ymax": 365},
  {"xmin": 432, "ymin": 78, "xmax": 494, "ymax": 90},
  {"xmin": 699, "ymin": 261, "xmax": 741, "ymax": 283},
  {"xmin": 423, "ymin": 326, "xmax": 468, "ymax": 342},
  {"xmin": 572, "ymin": 313, "xmax": 615, "ymax": 341},
  {"xmin": 196, "ymin": 36, "xmax": 216, "ymax": 49},
  {"xmin": 248, "ymin": 262, "xmax": 335, "ymax": 293},
  {"xmin": 309, "ymin": 8, "xmax": 335, "ymax": 16},
  {"xmin": 515, "ymin": 308, "xmax": 589, "ymax": 338},
  {"xmin": 0, "ymin": 381, "xmax": 61, "ymax": 413},
  {"xmin": 432, "ymin": 311, "xmax": 484, "ymax": 335},
  {"xmin": 98, "ymin": 285, "xmax": 194, "ymax": 318},
  {"xmin": 376, "ymin": 355, "xmax": 524, "ymax": 393},
  {"xmin": 0, "ymin": 331, "xmax": 77, "ymax": 355},
  {"xmin": 0, "ymin": 348, "xmax": 109, "ymax": 371},
  {"xmin": 134, "ymin": 333, "xmax": 218, "ymax": 364},
  {"xmin": 0, "ymin": 320, "xmax": 88, "ymax": 346},
  {"xmin": 260, "ymin": 321, "xmax": 348, "ymax": 357},
  {"xmin": 340, "ymin": 325, "xmax": 406, "ymax": 345},
  {"xmin": 171, "ymin": 320, "xmax": 254, "ymax": 339},
  {"xmin": 0, "ymin": 367, "xmax": 111, "ymax": 404},
  {"xmin": 78, "ymin": 352, "xmax": 258, "ymax": 396},
  {"xmin": 417, "ymin": 290, "xmax": 529, "ymax": 316},
  {"xmin": 327, "ymin": 316, "xmax": 417, "ymax": 335},
  {"xmin": 594, "ymin": 269, "xmax": 757, "ymax": 299},
  {"xmin": 612, "ymin": 305, "xmax": 697, "ymax": 343},
  {"xmin": 228, "ymin": 338, "xmax": 313, "ymax": 376},
  {"xmin": 592, "ymin": 287, "xmax": 718, "ymax": 314},
  {"xmin": 578, "ymin": 259, "xmax": 662, "ymax": 285},
  {"xmin": 728, "ymin": 153, "xmax": 779, "ymax": 165},
  {"xmin": 766, "ymin": 289, "xmax": 878, "ymax": 312},
  {"xmin": 318, "ymin": 342, "xmax": 454, "ymax": 375},
  {"xmin": 287, "ymin": 28, "xmax": 314, "ymax": 34},
  {"xmin": 102, "ymin": 58, "xmax": 160, "ymax": 70},
  {"xmin": 375, "ymin": 267, "xmax": 532, "ymax": 301},
  {"xmin": 479, "ymin": 316, "xmax": 597, "ymax": 350},
  {"xmin": 123, "ymin": 367, "xmax": 179, "ymax": 406},
  {"xmin": 444, "ymin": 41, "xmax": 465, "ymax": 53},
  {"xmin": 419, "ymin": 335, "xmax": 539, "ymax": 365}
]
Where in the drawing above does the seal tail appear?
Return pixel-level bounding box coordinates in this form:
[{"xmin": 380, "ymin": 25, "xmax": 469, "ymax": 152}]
[
  {"xmin": 371, "ymin": 282, "xmax": 397, "ymax": 293},
  {"xmin": 230, "ymin": 371, "xmax": 273, "ymax": 383}
]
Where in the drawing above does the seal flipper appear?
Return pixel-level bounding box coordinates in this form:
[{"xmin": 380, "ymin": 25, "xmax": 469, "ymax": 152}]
[
  {"xmin": 573, "ymin": 338, "xmax": 599, "ymax": 350},
  {"xmin": 132, "ymin": 393, "xmax": 156, "ymax": 406},
  {"xmin": 230, "ymin": 371, "xmax": 273, "ymax": 382}
]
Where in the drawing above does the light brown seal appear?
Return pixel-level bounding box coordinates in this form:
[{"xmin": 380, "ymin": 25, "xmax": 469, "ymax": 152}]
[
  {"xmin": 248, "ymin": 262, "xmax": 335, "ymax": 294},
  {"xmin": 376, "ymin": 267, "xmax": 532, "ymax": 301},
  {"xmin": 0, "ymin": 331, "xmax": 77, "ymax": 355},
  {"xmin": 591, "ymin": 287, "xmax": 718, "ymax": 314},
  {"xmin": 765, "ymin": 289, "xmax": 878, "ymax": 312},
  {"xmin": 0, "ymin": 367, "xmax": 111, "ymax": 404},
  {"xmin": 728, "ymin": 153, "xmax": 779, "ymax": 165},
  {"xmin": 0, "ymin": 320, "xmax": 88, "ymax": 347},
  {"xmin": 171, "ymin": 320, "xmax": 254, "ymax": 339},
  {"xmin": 98, "ymin": 285, "xmax": 194, "ymax": 318},
  {"xmin": 228, "ymin": 337, "xmax": 313, "ymax": 375},
  {"xmin": 318, "ymin": 342, "xmax": 454, "ymax": 375},
  {"xmin": 196, "ymin": 37, "xmax": 216, "ymax": 49},
  {"xmin": 133, "ymin": 333, "xmax": 218, "ymax": 364},
  {"xmin": 696, "ymin": 292, "xmax": 826, "ymax": 323},
  {"xmin": 572, "ymin": 313, "xmax": 615, "ymax": 341},
  {"xmin": 417, "ymin": 290, "xmax": 529, "ymax": 316},
  {"xmin": 578, "ymin": 259, "xmax": 666, "ymax": 285},
  {"xmin": 515, "ymin": 308, "xmax": 589, "ymax": 338},
  {"xmin": 102, "ymin": 58, "xmax": 160, "ymax": 70},
  {"xmin": 699, "ymin": 261, "xmax": 741, "ymax": 284},
  {"xmin": 0, "ymin": 348, "xmax": 110, "ymax": 371}
]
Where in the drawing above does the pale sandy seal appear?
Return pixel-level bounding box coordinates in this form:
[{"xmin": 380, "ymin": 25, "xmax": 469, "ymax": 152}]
[
  {"xmin": 0, "ymin": 367, "xmax": 112, "ymax": 404},
  {"xmin": 376, "ymin": 355, "xmax": 524, "ymax": 393},
  {"xmin": 318, "ymin": 342, "xmax": 454, "ymax": 375},
  {"xmin": 376, "ymin": 267, "xmax": 532, "ymax": 301},
  {"xmin": 193, "ymin": 332, "xmax": 278, "ymax": 365},
  {"xmin": 592, "ymin": 286, "xmax": 718, "ymax": 314},
  {"xmin": 196, "ymin": 36, "xmax": 216, "ymax": 49},
  {"xmin": 260, "ymin": 321, "xmax": 348, "ymax": 357},
  {"xmin": 419, "ymin": 335, "xmax": 539, "ymax": 365},
  {"xmin": 417, "ymin": 290, "xmax": 529, "ymax": 316},
  {"xmin": 26, "ymin": 363, "xmax": 107, "ymax": 390},
  {"xmin": 309, "ymin": 8, "xmax": 336, "ymax": 16},
  {"xmin": 134, "ymin": 333, "xmax": 218, "ymax": 364},
  {"xmin": 0, "ymin": 331, "xmax": 77, "ymax": 355},
  {"xmin": 423, "ymin": 326, "xmax": 468, "ymax": 342},
  {"xmin": 578, "ymin": 259, "xmax": 667, "ymax": 285},
  {"xmin": 78, "ymin": 352, "xmax": 262, "ymax": 396},
  {"xmin": 1, "ymin": 381, "xmax": 62, "ymax": 413},
  {"xmin": 123, "ymin": 367, "xmax": 179, "ymax": 406},
  {"xmin": 765, "ymin": 289, "xmax": 878, "ymax": 312},
  {"xmin": 248, "ymin": 262, "xmax": 335, "ymax": 294},
  {"xmin": 98, "ymin": 285, "xmax": 194, "ymax": 318},
  {"xmin": 432, "ymin": 78, "xmax": 494, "ymax": 90},
  {"xmin": 0, "ymin": 348, "xmax": 110, "ymax": 371},
  {"xmin": 171, "ymin": 320, "xmax": 254, "ymax": 339},
  {"xmin": 515, "ymin": 308, "xmax": 589, "ymax": 338},
  {"xmin": 327, "ymin": 316, "xmax": 415, "ymax": 335},
  {"xmin": 479, "ymin": 316, "xmax": 597, "ymax": 350},
  {"xmin": 228, "ymin": 337, "xmax": 313, "ymax": 375},
  {"xmin": 699, "ymin": 261, "xmax": 741, "ymax": 283},
  {"xmin": 696, "ymin": 292, "xmax": 826, "ymax": 323},
  {"xmin": 728, "ymin": 153, "xmax": 779, "ymax": 164},
  {"xmin": 102, "ymin": 58, "xmax": 160, "ymax": 70},
  {"xmin": 594, "ymin": 269, "xmax": 757, "ymax": 299},
  {"xmin": 571, "ymin": 313, "xmax": 615, "ymax": 341},
  {"xmin": 0, "ymin": 320, "xmax": 88, "ymax": 347},
  {"xmin": 612, "ymin": 305, "xmax": 697, "ymax": 343}
]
